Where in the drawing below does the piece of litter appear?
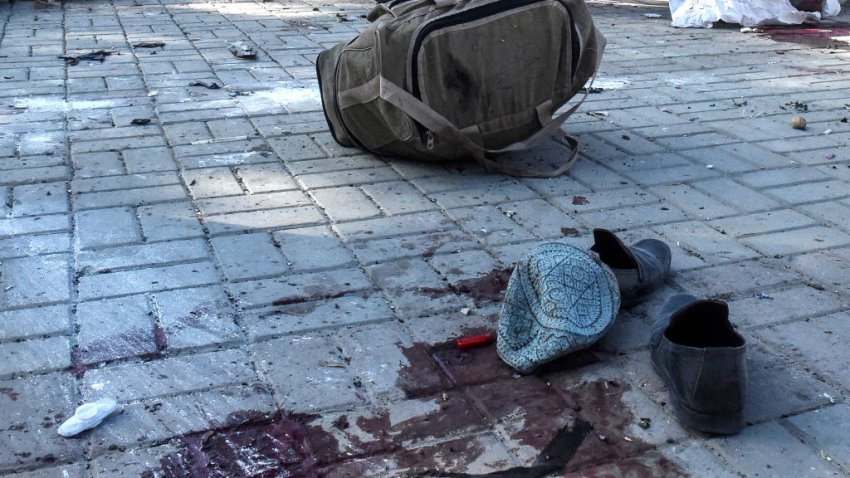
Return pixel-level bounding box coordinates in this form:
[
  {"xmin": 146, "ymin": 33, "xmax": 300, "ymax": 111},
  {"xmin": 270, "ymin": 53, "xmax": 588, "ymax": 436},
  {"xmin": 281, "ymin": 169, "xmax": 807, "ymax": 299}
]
[
  {"xmin": 12, "ymin": 103, "xmax": 27, "ymax": 110},
  {"xmin": 229, "ymin": 43, "xmax": 258, "ymax": 60},
  {"xmin": 823, "ymin": 392, "xmax": 835, "ymax": 403},
  {"xmin": 740, "ymin": 27, "xmax": 762, "ymax": 33},
  {"xmin": 823, "ymin": 129, "xmax": 832, "ymax": 135},
  {"xmin": 460, "ymin": 307, "xmax": 472, "ymax": 316},
  {"xmin": 504, "ymin": 210, "xmax": 517, "ymax": 218},
  {"xmin": 4, "ymin": 286, "xmax": 13, "ymax": 292},
  {"xmin": 638, "ymin": 417, "xmax": 651, "ymax": 429},
  {"xmin": 132, "ymin": 41, "xmax": 165, "ymax": 48},
  {"xmin": 456, "ymin": 333, "xmax": 494, "ymax": 350},
  {"xmin": 587, "ymin": 111, "xmax": 609, "ymax": 117},
  {"xmin": 147, "ymin": 90, "xmax": 158, "ymax": 97},
  {"xmin": 643, "ymin": 13, "xmax": 662, "ymax": 18},
  {"xmin": 623, "ymin": 436, "xmax": 633, "ymax": 442},
  {"xmin": 757, "ymin": 292, "xmax": 773, "ymax": 300},
  {"xmin": 561, "ymin": 227, "xmax": 580, "ymax": 236},
  {"xmin": 130, "ymin": 118, "xmax": 151, "ymax": 126},
  {"xmin": 318, "ymin": 360, "xmax": 346, "ymax": 368},
  {"xmin": 336, "ymin": 12, "xmax": 354, "ymax": 21},
  {"xmin": 57, "ymin": 398, "xmax": 120, "ymax": 437},
  {"xmin": 479, "ymin": 227, "xmax": 489, "ymax": 234},
  {"xmin": 597, "ymin": 433, "xmax": 609, "ymax": 443},
  {"xmin": 188, "ymin": 80, "xmax": 221, "ymax": 90},
  {"xmin": 826, "ymin": 153, "xmax": 836, "ymax": 160},
  {"xmin": 706, "ymin": 164, "xmax": 714, "ymax": 169},
  {"xmin": 58, "ymin": 50, "xmax": 117, "ymax": 66},
  {"xmin": 191, "ymin": 135, "xmax": 250, "ymax": 145}
]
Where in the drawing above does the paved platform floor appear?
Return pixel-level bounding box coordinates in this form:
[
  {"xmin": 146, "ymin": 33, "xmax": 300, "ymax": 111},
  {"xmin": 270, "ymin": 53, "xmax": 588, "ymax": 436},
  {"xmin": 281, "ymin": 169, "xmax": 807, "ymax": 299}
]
[{"xmin": 1, "ymin": 0, "xmax": 850, "ymax": 476}]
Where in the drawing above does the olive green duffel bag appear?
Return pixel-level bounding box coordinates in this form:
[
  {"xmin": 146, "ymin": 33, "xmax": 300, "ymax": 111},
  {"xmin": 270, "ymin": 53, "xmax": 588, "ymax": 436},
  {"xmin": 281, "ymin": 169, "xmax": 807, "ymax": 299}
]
[{"xmin": 316, "ymin": 0, "xmax": 605, "ymax": 177}]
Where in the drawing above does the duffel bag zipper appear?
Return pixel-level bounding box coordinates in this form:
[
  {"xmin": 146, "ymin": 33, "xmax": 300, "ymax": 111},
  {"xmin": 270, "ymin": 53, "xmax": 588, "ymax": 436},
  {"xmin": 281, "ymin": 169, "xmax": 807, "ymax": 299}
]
[{"xmin": 409, "ymin": 0, "xmax": 581, "ymax": 99}]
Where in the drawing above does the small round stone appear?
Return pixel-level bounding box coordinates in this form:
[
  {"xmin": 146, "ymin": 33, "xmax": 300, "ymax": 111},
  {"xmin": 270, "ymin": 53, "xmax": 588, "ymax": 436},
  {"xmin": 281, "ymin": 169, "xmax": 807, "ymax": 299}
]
[{"xmin": 791, "ymin": 116, "xmax": 807, "ymax": 130}]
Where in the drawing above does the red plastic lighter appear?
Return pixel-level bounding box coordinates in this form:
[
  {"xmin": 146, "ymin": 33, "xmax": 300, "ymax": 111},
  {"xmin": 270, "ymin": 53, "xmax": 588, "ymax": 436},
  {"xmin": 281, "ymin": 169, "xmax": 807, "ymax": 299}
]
[{"xmin": 456, "ymin": 333, "xmax": 494, "ymax": 349}]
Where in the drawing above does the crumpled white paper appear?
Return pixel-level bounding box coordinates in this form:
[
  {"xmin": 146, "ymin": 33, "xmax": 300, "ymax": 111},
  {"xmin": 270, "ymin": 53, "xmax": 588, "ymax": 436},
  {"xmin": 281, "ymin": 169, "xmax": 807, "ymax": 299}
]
[{"xmin": 669, "ymin": 0, "xmax": 841, "ymax": 28}]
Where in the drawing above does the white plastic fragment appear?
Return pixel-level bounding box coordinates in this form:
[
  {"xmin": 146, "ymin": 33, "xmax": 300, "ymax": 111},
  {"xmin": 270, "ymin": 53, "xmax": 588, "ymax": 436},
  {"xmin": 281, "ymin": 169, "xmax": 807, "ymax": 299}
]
[
  {"xmin": 57, "ymin": 398, "xmax": 120, "ymax": 437},
  {"xmin": 643, "ymin": 13, "xmax": 662, "ymax": 17}
]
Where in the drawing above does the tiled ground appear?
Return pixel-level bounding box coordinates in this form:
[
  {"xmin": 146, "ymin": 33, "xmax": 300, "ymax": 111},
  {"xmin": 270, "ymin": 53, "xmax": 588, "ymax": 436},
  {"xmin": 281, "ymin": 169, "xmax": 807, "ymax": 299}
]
[{"xmin": 1, "ymin": 0, "xmax": 850, "ymax": 476}]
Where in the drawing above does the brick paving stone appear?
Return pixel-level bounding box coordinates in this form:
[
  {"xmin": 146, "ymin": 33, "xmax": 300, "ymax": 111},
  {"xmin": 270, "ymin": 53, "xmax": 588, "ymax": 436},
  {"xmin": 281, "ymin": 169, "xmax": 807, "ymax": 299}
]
[
  {"xmin": 0, "ymin": 305, "xmax": 70, "ymax": 341},
  {"xmin": 334, "ymin": 210, "xmax": 455, "ymax": 243},
  {"xmin": 197, "ymin": 192, "xmax": 314, "ymax": 218},
  {"xmin": 652, "ymin": 221, "xmax": 761, "ymax": 264},
  {"xmin": 789, "ymin": 247, "xmax": 850, "ymax": 295},
  {"xmin": 243, "ymin": 292, "xmax": 394, "ymax": 340},
  {"xmin": 90, "ymin": 445, "xmax": 177, "ymax": 478},
  {"xmin": 77, "ymin": 261, "xmax": 219, "ymax": 301},
  {"xmin": 798, "ymin": 199, "xmax": 850, "ymax": 232},
  {"xmin": 691, "ymin": 178, "xmax": 781, "ymax": 213},
  {"xmin": 75, "ymin": 295, "xmax": 156, "ymax": 364},
  {"xmin": 0, "ymin": 373, "xmax": 81, "ymax": 473},
  {"xmin": 204, "ymin": 205, "xmax": 325, "ymax": 235},
  {"xmin": 0, "ymin": 214, "xmax": 69, "ymax": 239},
  {"xmin": 712, "ymin": 420, "xmax": 843, "ymax": 477},
  {"xmin": 77, "ymin": 238, "xmax": 209, "ymax": 272},
  {"xmin": 80, "ymin": 348, "xmax": 257, "ymax": 402},
  {"xmin": 578, "ymin": 202, "xmax": 687, "ymax": 232},
  {"xmin": 366, "ymin": 258, "xmax": 463, "ymax": 318},
  {"xmin": 228, "ymin": 267, "xmax": 373, "ymax": 308},
  {"xmin": 310, "ymin": 186, "xmax": 382, "ymax": 223},
  {"xmin": 10, "ymin": 182, "xmax": 68, "ymax": 217},
  {"xmin": 6, "ymin": 464, "xmax": 86, "ymax": 478},
  {"xmin": 122, "ymin": 146, "xmax": 177, "ymax": 174},
  {"xmin": 0, "ymin": 336, "xmax": 71, "ymax": 377},
  {"xmin": 183, "ymin": 167, "xmax": 244, "ymax": 198},
  {"xmin": 729, "ymin": 285, "xmax": 847, "ymax": 328},
  {"xmin": 349, "ymin": 230, "xmax": 478, "ymax": 265},
  {"xmin": 674, "ymin": 259, "xmax": 802, "ymax": 299},
  {"xmin": 447, "ymin": 204, "xmax": 537, "ymax": 246},
  {"xmin": 75, "ymin": 206, "xmax": 141, "ymax": 249},
  {"xmin": 756, "ymin": 312, "xmax": 850, "ymax": 390},
  {"xmin": 0, "ymin": 232, "xmax": 71, "ymax": 259},
  {"xmin": 151, "ymin": 285, "xmax": 242, "ymax": 349},
  {"xmin": 0, "ymin": 254, "xmax": 70, "ymax": 308},
  {"xmin": 708, "ymin": 209, "xmax": 817, "ymax": 237},
  {"xmin": 785, "ymin": 404, "xmax": 850, "ymax": 472},
  {"xmin": 138, "ymin": 201, "xmax": 205, "ymax": 241},
  {"xmin": 272, "ymin": 225, "xmax": 355, "ymax": 271},
  {"xmin": 252, "ymin": 332, "xmax": 367, "ymax": 413},
  {"xmin": 211, "ymin": 232, "xmax": 289, "ymax": 280},
  {"xmin": 71, "ymin": 151, "xmax": 124, "ymax": 178},
  {"xmin": 742, "ymin": 226, "xmax": 850, "ymax": 257},
  {"xmin": 765, "ymin": 179, "xmax": 850, "ymax": 205},
  {"xmin": 361, "ymin": 181, "xmax": 436, "ymax": 216},
  {"xmin": 234, "ymin": 162, "xmax": 299, "ymax": 193}
]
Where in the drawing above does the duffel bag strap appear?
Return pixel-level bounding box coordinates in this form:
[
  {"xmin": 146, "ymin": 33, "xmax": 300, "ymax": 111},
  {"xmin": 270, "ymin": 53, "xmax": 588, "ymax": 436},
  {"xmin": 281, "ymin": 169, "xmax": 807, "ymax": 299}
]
[{"xmin": 375, "ymin": 76, "xmax": 587, "ymax": 177}]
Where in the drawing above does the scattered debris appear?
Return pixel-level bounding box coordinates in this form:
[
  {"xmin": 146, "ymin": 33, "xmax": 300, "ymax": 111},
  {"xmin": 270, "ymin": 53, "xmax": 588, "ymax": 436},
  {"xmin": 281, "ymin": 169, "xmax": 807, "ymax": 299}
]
[
  {"xmin": 57, "ymin": 398, "xmax": 120, "ymax": 437},
  {"xmin": 191, "ymin": 135, "xmax": 250, "ymax": 144},
  {"xmin": 638, "ymin": 417, "xmax": 651, "ymax": 429},
  {"xmin": 318, "ymin": 359, "xmax": 346, "ymax": 368},
  {"xmin": 784, "ymin": 101, "xmax": 808, "ymax": 112},
  {"xmin": 740, "ymin": 27, "xmax": 763, "ymax": 33},
  {"xmin": 58, "ymin": 50, "xmax": 117, "ymax": 66},
  {"xmin": 572, "ymin": 195, "xmax": 589, "ymax": 205},
  {"xmin": 579, "ymin": 86, "xmax": 604, "ymax": 94},
  {"xmin": 622, "ymin": 134, "xmax": 631, "ymax": 140},
  {"xmin": 824, "ymin": 392, "xmax": 836, "ymax": 403},
  {"xmin": 586, "ymin": 111, "xmax": 609, "ymax": 117},
  {"xmin": 757, "ymin": 292, "xmax": 774, "ymax": 300},
  {"xmin": 336, "ymin": 12, "xmax": 354, "ymax": 22},
  {"xmin": 623, "ymin": 435, "xmax": 634, "ymax": 442},
  {"xmin": 456, "ymin": 333, "xmax": 494, "ymax": 350},
  {"xmin": 460, "ymin": 307, "xmax": 472, "ymax": 316},
  {"xmin": 823, "ymin": 128, "xmax": 832, "ymax": 135},
  {"xmin": 643, "ymin": 12, "xmax": 662, "ymax": 18},
  {"xmin": 504, "ymin": 210, "xmax": 517, "ymax": 218},
  {"xmin": 189, "ymin": 80, "xmax": 221, "ymax": 89},
  {"xmin": 826, "ymin": 153, "xmax": 836, "ymax": 160},
  {"xmin": 132, "ymin": 41, "xmax": 165, "ymax": 48},
  {"xmin": 331, "ymin": 414, "xmax": 349, "ymax": 430},
  {"xmin": 561, "ymin": 227, "xmax": 580, "ymax": 236},
  {"xmin": 841, "ymin": 117, "xmax": 848, "ymax": 123},
  {"xmin": 732, "ymin": 99, "xmax": 748, "ymax": 107},
  {"xmin": 706, "ymin": 164, "xmax": 715, "ymax": 169},
  {"xmin": 130, "ymin": 118, "xmax": 151, "ymax": 125},
  {"xmin": 597, "ymin": 433, "xmax": 609, "ymax": 443},
  {"xmin": 791, "ymin": 115, "xmax": 807, "ymax": 130},
  {"xmin": 229, "ymin": 43, "xmax": 258, "ymax": 59}
]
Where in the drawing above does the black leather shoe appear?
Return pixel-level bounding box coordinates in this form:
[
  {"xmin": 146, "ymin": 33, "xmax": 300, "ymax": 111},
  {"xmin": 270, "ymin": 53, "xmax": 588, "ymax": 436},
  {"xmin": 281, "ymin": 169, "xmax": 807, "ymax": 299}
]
[
  {"xmin": 650, "ymin": 294, "xmax": 747, "ymax": 435},
  {"xmin": 590, "ymin": 228, "xmax": 671, "ymax": 307}
]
